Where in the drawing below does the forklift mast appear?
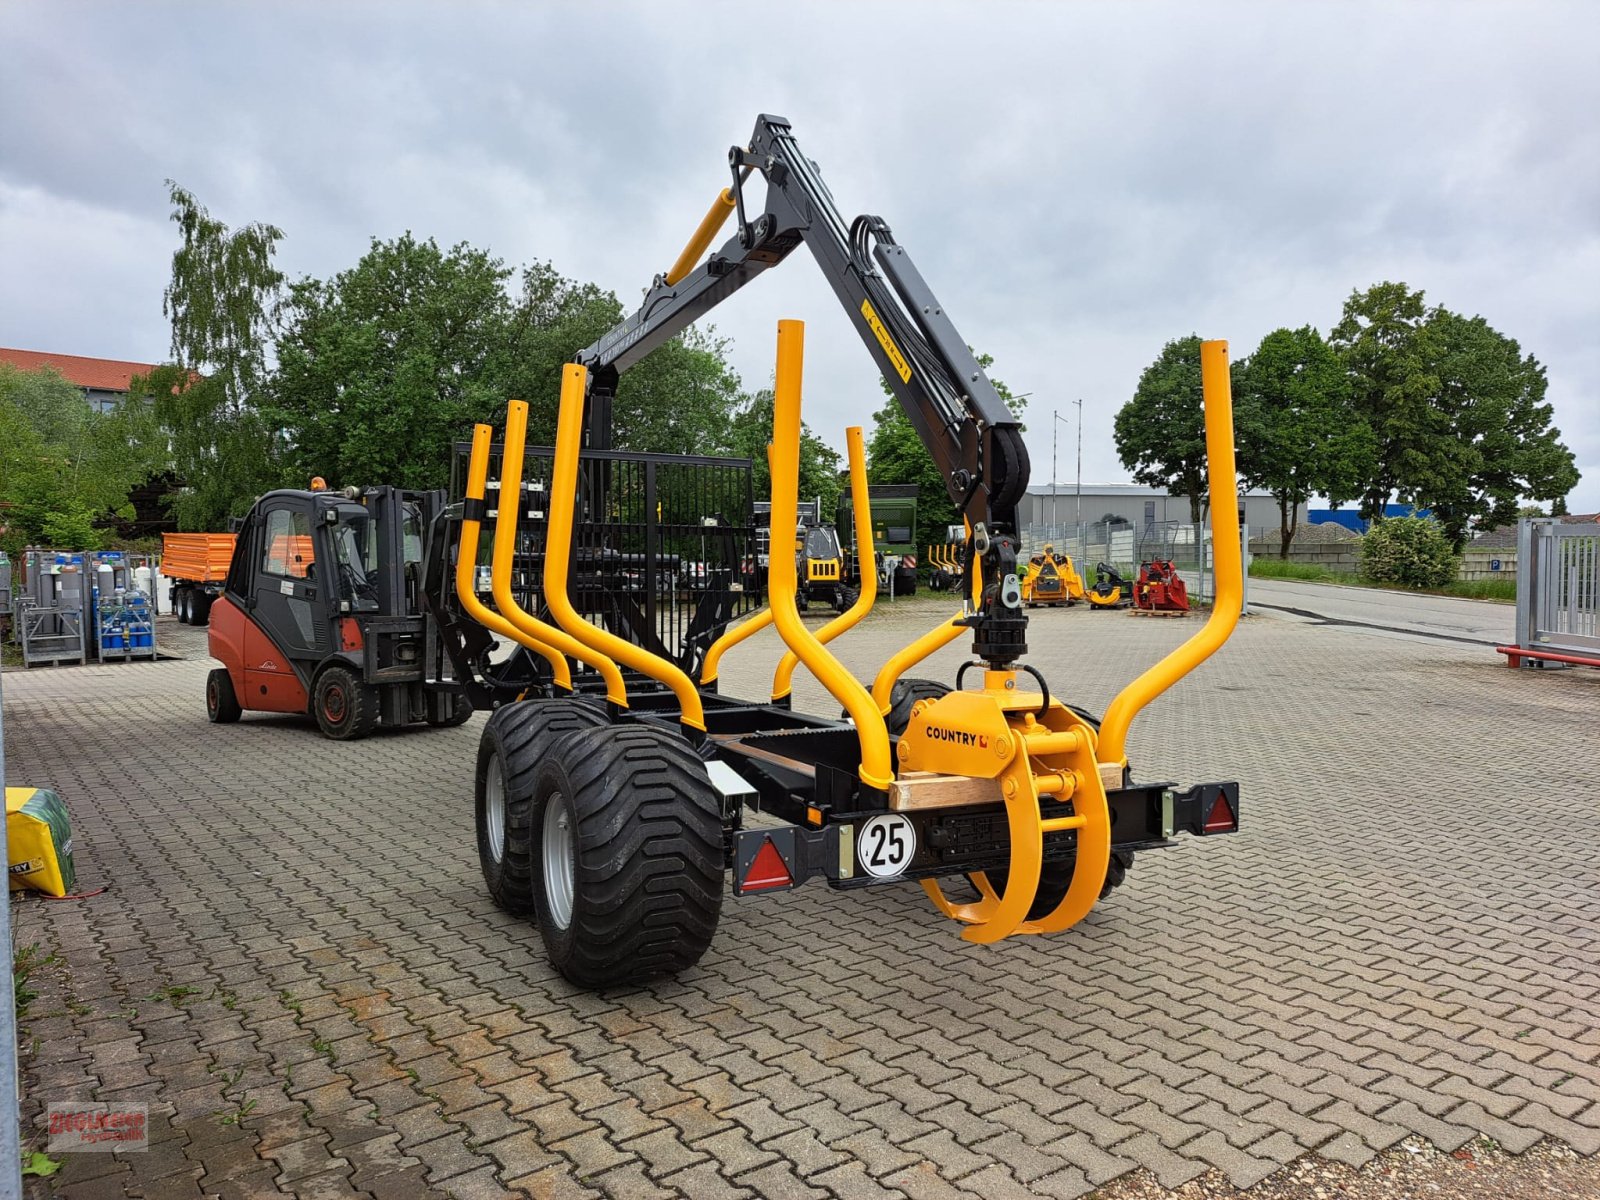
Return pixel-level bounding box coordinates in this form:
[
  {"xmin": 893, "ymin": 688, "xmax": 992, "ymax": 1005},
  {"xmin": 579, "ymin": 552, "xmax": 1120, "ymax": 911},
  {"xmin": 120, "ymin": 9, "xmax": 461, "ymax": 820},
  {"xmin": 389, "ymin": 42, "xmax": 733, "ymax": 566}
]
[{"xmin": 575, "ymin": 114, "xmax": 1032, "ymax": 669}]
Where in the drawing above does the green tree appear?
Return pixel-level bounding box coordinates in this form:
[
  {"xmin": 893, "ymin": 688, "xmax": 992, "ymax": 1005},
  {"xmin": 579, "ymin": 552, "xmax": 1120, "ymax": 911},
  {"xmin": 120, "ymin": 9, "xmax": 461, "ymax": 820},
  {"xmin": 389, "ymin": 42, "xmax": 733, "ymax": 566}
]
[
  {"xmin": 1329, "ymin": 282, "xmax": 1440, "ymax": 523},
  {"xmin": 612, "ymin": 327, "xmax": 749, "ymax": 457},
  {"xmin": 268, "ymin": 244, "xmax": 751, "ymax": 488},
  {"xmin": 866, "ymin": 353, "xmax": 1024, "ymax": 552},
  {"xmin": 1235, "ymin": 326, "xmax": 1372, "ymax": 556},
  {"xmin": 1410, "ymin": 308, "xmax": 1578, "ymax": 545},
  {"xmin": 1113, "ymin": 336, "xmax": 1208, "ymax": 522},
  {"xmin": 494, "ymin": 261, "xmax": 624, "ymax": 442},
  {"xmin": 157, "ymin": 183, "xmax": 285, "ymax": 529},
  {"xmin": 0, "ymin": 365, "xmax": 167, "ymax": 553},
  {"xmin": 1331, "ymin": 282, "xmax": 1578, "ymax": 546},
  {"xmin": 728, "ymin": 388, "xmax": 844, "ymax": 516},
  {"xmin": 267, "ymin": 233, "xmax": 513, "ymax": 489}
]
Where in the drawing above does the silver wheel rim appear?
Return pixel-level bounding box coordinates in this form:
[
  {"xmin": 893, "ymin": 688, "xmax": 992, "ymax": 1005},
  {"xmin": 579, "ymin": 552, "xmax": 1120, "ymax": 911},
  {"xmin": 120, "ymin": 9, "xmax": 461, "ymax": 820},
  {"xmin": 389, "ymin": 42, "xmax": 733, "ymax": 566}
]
[
  {"xmin": 543, "ymin": 791, "xmax": 574, "ymax": 930},
  {"xmin": 485, "ymin": 755, "xmax": 506, "ymax": 864}
]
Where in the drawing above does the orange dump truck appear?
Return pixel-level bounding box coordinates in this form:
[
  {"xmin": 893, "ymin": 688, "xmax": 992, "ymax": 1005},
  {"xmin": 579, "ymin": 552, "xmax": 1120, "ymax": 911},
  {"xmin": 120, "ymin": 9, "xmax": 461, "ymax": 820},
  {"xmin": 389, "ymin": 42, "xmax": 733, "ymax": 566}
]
[{"xmin": 160, "ymin": 533, "xmax": 237, "ymax": 626}]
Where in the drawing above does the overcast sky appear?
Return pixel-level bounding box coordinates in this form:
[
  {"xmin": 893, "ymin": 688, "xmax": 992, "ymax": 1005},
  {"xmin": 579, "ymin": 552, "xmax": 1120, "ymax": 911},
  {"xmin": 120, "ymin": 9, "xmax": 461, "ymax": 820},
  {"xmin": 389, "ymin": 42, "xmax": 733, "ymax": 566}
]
[{"xmin": 3, "ymin": 1, "xmax": 1596, "ymax": 513}]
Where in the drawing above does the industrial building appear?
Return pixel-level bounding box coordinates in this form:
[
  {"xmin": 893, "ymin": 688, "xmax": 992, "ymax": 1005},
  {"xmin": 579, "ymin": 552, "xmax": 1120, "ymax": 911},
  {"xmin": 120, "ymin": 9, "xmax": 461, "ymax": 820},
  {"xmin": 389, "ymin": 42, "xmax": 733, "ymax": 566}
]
[{"xmin": 1018, "ymin": 482, "xmax": 1303, "ymax": 536}]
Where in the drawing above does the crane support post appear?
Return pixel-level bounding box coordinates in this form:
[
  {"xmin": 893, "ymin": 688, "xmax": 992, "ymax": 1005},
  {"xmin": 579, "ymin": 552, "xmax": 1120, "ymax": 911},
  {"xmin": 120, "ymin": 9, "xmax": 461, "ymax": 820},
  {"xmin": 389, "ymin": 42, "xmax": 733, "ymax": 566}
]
[
  {"xmin": 767, "ymin": 321, "xmax": 893, "ymax": 791},
  {"xmin": 456, "ymin": 423, "xmax": 573, "ymax": 691},
  {"xmin": 546, "ymin": 365, "xmax": 707, "ymax": 732},
  {"xmin": 490, "ymin": 401, "xmax": 630, "ymax": 705},
  {"xmin": 665, "ymin": 188, "xmax": 737, "ymax": 286},
  {"xmin": 1097, "ymin": 340, "xmax": 1242, "ymax": 763},
  {"xmin": 772, "ymin": 425, "xmax": 876, "ymax": 702}
]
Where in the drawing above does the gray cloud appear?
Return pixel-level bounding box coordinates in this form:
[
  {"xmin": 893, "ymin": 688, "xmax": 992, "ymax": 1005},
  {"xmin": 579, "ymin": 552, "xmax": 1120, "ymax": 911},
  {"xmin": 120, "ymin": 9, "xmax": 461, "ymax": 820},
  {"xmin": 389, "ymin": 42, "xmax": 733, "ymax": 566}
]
[{"xmin": 3, "ymin": 0, "xmax": 1595, "ymax": 510}]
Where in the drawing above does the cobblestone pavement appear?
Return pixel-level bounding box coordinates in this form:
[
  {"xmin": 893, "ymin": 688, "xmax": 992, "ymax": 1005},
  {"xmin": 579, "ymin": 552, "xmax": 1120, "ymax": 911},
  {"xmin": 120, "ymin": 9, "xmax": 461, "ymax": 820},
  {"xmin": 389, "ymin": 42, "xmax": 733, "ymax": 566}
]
[{"xmin": 6, "ymin": 598, "xmax": 1599, "ymax": 1198}]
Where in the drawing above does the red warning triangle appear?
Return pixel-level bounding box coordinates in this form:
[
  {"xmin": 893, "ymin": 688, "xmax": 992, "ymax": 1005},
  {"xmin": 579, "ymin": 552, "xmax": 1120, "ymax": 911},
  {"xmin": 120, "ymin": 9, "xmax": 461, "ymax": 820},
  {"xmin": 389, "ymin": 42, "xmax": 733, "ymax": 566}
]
[
  {"xmin": 743, "ymin": 837, "xmax": 793, "ymax": 891},
  {"xmin": 1203, "ymin": 791, "xmax": 1236, "ymax": 834}
]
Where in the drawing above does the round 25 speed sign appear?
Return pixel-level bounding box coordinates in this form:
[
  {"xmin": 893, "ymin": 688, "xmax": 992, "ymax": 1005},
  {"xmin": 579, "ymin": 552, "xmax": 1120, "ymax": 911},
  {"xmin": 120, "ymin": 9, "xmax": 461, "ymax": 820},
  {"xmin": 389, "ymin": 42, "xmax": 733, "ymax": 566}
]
[{"xmin": 857, "ymin": 813, "xmax": 916, "ymax": 878}]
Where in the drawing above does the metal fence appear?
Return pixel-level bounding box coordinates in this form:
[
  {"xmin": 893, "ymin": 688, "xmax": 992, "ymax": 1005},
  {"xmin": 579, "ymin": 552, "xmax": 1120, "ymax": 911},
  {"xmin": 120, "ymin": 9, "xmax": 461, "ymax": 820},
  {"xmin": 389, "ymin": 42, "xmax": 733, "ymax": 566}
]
[
  {"xmin": 1022, "ymin": 520, "xmax": 1216, "ymax": 602},
  {"xmin": 1512, "ymin": 518, "xmax": 1600, "ymax": 664},
  {"xmin": 453, "ymin": 442, "xmax": 759, "ymax": 677}
]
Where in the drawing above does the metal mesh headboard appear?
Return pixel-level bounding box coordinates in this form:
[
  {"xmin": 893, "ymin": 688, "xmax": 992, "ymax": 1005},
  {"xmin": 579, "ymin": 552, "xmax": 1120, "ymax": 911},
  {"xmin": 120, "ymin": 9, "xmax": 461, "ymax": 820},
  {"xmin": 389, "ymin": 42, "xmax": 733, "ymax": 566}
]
[{"xmin": 452, "ymin": 441, "xmax": 759, "ymax": 676}]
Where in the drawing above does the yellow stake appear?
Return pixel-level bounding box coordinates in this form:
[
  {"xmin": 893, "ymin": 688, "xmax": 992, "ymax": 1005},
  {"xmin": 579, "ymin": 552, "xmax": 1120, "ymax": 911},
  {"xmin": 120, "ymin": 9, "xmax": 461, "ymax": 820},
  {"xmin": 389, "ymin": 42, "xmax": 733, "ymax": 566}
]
[
  {"xmin": 772, "ymin": 426, "xmax": 876, "ymax": 702},
  {"xmin": 454, "ymin": 423, "xmax": 572, "ymax": 691},
  {"xmin": 1097, "ymin": 339, "xmax": 1243, "ymax": 763},
  {"xmin": 768, "ymin": 321, "xmax": 893, "ymax": 791},
  {"xmin": 546, "ymin": 365, "xmax": 707, "ymax": 731},
  {"xmin": 490, "ymin": 403, "xmax": 627, "ymax": 704}
]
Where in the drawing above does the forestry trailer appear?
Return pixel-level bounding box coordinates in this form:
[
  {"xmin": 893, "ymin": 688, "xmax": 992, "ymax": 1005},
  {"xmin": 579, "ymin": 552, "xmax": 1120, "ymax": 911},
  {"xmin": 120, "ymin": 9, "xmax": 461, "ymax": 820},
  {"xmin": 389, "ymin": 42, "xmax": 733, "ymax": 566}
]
[{"xmin": 449, "ymin": 114, "xmax": 1244, "ymax": 988}]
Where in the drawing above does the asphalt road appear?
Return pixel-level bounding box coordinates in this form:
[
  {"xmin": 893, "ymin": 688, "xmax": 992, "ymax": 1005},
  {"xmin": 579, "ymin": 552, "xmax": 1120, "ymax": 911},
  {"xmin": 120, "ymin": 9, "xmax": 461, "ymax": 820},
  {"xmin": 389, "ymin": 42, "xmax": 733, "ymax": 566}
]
[{"xmin": 1246, "ymin": 578, "xmax": 1514, "ymax": 648}]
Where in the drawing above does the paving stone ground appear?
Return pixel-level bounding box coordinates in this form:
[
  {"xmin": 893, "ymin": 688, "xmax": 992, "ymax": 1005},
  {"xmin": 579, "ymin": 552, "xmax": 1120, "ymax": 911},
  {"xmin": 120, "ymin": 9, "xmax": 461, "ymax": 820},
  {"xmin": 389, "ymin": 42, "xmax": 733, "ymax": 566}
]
[{"xmin": 6, "ymin": 597, "xmax": 1598, "ymax": 1198}]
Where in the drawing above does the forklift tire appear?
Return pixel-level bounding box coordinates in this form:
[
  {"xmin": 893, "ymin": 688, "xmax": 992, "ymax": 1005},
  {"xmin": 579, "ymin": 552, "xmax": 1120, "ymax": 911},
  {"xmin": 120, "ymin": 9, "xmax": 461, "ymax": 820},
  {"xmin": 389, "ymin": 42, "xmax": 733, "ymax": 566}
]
[
  {"xmin": 476, "ymin": 699, "xmax": 609, "ymax": 916},
  {"xmin": 530, "ymin": 724, "xmax": 723, "ymax": 989},
  {"xmin": 313, "ymin": 666, "xmax": 379, "ymax": 741},
  {"xmin": 205, "ymin": 669, "xmax": 242, "ymax": 724},
  {"xmin": 427, "ymin": 696, "xmax": 473, "ymax": 727}
]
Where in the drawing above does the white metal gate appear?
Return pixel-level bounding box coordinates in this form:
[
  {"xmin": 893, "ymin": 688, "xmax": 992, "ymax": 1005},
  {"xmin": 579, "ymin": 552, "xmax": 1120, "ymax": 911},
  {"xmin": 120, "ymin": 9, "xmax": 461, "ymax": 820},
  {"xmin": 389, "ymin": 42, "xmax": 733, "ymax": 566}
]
[{"xmin": 1509, "ymin": 518, "xmax": 1600, "ymax": 666}]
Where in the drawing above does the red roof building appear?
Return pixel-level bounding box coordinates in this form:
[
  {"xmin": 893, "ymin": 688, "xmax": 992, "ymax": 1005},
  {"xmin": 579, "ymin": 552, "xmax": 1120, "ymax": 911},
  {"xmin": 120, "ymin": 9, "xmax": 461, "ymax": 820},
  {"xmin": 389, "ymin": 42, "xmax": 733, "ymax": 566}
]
[{"xmin": 0, "ymin": 347, "xmax": 162, "ymax": 412}]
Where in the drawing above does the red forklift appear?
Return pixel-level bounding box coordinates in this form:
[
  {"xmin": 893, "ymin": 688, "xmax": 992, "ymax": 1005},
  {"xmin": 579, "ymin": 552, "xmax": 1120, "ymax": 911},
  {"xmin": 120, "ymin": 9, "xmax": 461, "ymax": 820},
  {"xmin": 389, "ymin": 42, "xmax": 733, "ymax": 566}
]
[{"xmin": 204, "ymin": 484, "xmax": 472, "ymax": 739}]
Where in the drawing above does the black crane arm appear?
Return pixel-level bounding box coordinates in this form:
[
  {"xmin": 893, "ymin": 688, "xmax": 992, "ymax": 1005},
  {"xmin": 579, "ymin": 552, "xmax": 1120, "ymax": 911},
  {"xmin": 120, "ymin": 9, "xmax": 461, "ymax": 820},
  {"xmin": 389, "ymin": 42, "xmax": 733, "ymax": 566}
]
[{"xmin": 575, "ymin": 114, "xmax": 1032, "ymax": 667}]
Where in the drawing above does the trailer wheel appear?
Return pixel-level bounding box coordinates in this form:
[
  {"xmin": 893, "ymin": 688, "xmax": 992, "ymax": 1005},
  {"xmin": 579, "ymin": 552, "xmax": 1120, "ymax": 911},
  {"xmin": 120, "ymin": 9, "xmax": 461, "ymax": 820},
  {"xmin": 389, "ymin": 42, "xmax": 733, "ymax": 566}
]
[
  {"xmin": 313, "ymin": 666, "xmax": 379, "ymax": 740},
  {"xmin": 176, "ymin": 590, "xmax": 193, "ymax": 624},
  {"xmin": 475, "ymin": 698, "xmax": 608, "ymax": 915},
  {"xmin": 531, "ymin": 724, "xmax": 724, "ymax": 989},
  {"xmin": 193, "ymin": 594, "xmax": 212, "ymax": 626},
  {"xmin": 205, "ymin": 668, "xmax": 242, "ymax": 724},
  {"xmin": 884, "ymin": 677, "xmax": 952, "ymax": 737}
]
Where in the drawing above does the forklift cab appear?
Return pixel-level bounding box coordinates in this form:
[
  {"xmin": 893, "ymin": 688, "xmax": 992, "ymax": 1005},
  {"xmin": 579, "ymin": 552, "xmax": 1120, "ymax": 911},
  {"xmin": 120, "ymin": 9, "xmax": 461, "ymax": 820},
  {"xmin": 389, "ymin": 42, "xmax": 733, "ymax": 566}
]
[
  {"xmin": 228, "ymin": 489, "xmax": 405, "ymax": 633},
  {"xmin": 322, "ymin": 497, "xmax": 424, "ymax": 616}
]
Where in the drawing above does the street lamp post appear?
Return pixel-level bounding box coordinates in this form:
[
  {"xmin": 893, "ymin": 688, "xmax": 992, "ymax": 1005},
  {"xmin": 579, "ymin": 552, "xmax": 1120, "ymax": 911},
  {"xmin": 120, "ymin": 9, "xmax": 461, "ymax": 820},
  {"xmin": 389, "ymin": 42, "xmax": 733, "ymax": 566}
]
[
  {"xmin": 1052, "ymin": 409, "xmax": 1072, "ymax": 538},
  {"xmin": 1074, "ymin": 397, "xmax": 1083, "ymax": 526},
  {"xmin": 1050, "ymin": 408, "xmax": 1059, "ymax": 533}
]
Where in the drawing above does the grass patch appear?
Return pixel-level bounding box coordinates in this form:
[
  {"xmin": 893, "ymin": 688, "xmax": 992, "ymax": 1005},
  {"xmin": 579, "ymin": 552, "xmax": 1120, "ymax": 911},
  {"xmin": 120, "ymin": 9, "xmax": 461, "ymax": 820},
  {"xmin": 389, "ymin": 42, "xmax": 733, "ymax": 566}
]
[
  {"xmin": 1247, "ymin": 559, "xmax": 1517, "ymax": 603},
  {"xmin": 1248, "ymin": 558, "xmax": 1348, "ymax": 583},
  {"xmin": 13, "ymin": 945, "xmax": 45, "ymax": 1017},
  {"xmin": 1440, "ymin": 577, "xmax": 1517, "ymax": 601},
  {"xmin": 13, "ymin": 945, "xmax": 61, "ymax": 1018},
  {"xmin": 148, "ymin": 984, "xmax": 202, "ymax": 1007},
  {"xmin": 22, "ymin": 1150, "xmax": 61, "ymax": 1178}
]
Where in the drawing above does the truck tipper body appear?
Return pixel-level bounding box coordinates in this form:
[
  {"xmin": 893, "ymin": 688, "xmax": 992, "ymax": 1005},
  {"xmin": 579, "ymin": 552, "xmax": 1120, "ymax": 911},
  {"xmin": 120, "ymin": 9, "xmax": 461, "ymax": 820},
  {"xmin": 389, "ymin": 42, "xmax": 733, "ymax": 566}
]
[{"xmin": 160, "ymin": 533, "xmax": 236, "ymax": 625}]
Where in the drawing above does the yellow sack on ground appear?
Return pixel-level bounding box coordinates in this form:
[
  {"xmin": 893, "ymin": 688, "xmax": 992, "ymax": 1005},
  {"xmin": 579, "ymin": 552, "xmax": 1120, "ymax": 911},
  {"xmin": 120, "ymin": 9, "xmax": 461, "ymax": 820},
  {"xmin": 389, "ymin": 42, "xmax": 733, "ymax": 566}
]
[{"xmin": 7, "ymin": 787, "xmax": 76, "ymax": 897}]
